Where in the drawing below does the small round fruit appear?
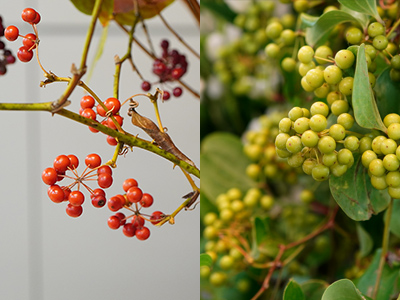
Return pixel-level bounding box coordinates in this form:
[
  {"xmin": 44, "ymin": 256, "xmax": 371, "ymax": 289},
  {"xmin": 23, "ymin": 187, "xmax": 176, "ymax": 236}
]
[
  {"xmin": 4, "ymin": 25, "xmax": 19, "ymax": 41},
  {"xmin": 312, "ymin": 164, "xmax": 330, "ymax": 181},
  {"xmin": 318, "ymin": 136, "xmax": 336, "ymax": 154},
  {"xmin": 309, "ymin": 114, "xmax": 327, "ymax": 132},
  {"xmin": 335, "ymin": 50, "xmax": 355, "ymax": 70},
  {"xmin": 310, "ymin": 101, "xmax": 329, "ymax": 117},
  {"xmin": 298, "ymin": 46, "xmax": 314, "ymax": 64}
]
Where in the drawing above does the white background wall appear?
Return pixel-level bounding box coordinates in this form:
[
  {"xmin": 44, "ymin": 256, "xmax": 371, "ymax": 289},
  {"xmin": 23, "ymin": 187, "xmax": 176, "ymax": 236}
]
[{"xmin": 0, "ymin": 1, "xmax": 199, "ymax": 299}]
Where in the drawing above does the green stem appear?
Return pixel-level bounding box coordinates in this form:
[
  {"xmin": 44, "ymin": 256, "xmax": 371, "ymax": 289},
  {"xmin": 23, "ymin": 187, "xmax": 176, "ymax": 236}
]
[
  {"xmin": 372, "ymin": 198, "xmax": 393, "ymax": 299},
  {"xmin": 386, "ymin": 18, "xmax": 400, "ymax": 39},
  {"xmin": 0, "ymin": 102, "xmax": 199, "ymax": 178}
]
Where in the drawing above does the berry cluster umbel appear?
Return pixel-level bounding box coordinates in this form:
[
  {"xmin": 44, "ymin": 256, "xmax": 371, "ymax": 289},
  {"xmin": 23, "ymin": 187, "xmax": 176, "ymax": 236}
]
[
  {"xmin": 141, "ymin": 39, "xmax": 186, "ymax": 100},
  {"xmin": 4, "ymin": 8, "xmax": 40, "ymax": 63},
  {"xmin": 0, "ymin": 16, "xmax": 16, "ymax": 75}
]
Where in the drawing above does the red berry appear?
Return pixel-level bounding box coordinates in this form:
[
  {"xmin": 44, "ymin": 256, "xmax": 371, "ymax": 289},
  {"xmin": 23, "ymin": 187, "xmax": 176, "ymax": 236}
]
[
  {"xmin": 162, "ymin": 91, "xmax": 171, "ymax": 101},
  {"xmin": 150, "ymin": 211, "xmax": 164, "ymax": 225},
  {"xmin": 91, "ymin": 188, "xmax": 106, "ymax": 199},
  {"xmin": 171, "ymin": 67, "xmax": 184, "ymax": 79},
  {"xmin": 22, "ymin": 33, "xmax": 36, "ymax": 49},
  {"xmin": 141, "ymin": 81, "xmax": 151, "ymax": 91},
  {"xmin": 4, "ymin": 26, "xmax": 19, "ymax": 41},
  {"xmin": 6, "ymin": 55, "xmax": 16, "ymax": 64},
  {"xmin": 56, "ymin": 171, "xmax": 65, "ymax": 182},
  {"xmin": 115, "ymin": 194, "xmax": 127, "ymax": 206},
  {"xmin": 140, "ymin": 193, "xmax": 154, "ymax": 208},
  {"xmin": 136, "ymin": 226, "xmax": 150, "ymax": 240},
  {"xmin": 96, "ymin": 104, "xmax": 107, "ymax": 117},
  {"xmin": 153, "ymin": 60, "xmax": 167, "ymax": 75},
  {"xmin": 32, "ymin": 12, "xmax": 41, "ymax": 24},
  {"xmin": 21, "ymin": 8, "xmax": 37, "ymax": 23},
  {"xmin": 81, "ymin": 108, "xmax": 96, "ymax": 120},
  {"xmin": 68, "ymin": 154, "xmax": 79, "ymax": 169},
  {"xmin": 97, "ymin": 165, "xmax": 112, "ymax": 176},
  {"xmin": 122, "ymin": 178, "xmax": 138, "ymax": 192},
  {"xmin": 42, "ymin": 167, "xmax": 58, "ymax": 185},
  {"xmin": 80, "ymin": 95, "xmax": 95, "ymax": 109},
  {"xmin": 17, "ymin": 46, "xmax": 33, "ymax": 62},
  {"xmin": 62, "ymin": 187, "xmax": 71, "ymax": 201},
  {"xmin": 108, "ymin": 215, "xmax": 121, "ymax": 230},
  {"xmin": 89, "ymin": 122, "xmax": 100, "ymax": 133},
  {"xmin": 107, "ymin": 115, "xmax": 123, "ymax": 129},
  {"xmin": 104, "ymin": 97, "xmax": 121, "ymax": 115},
  {"xmin": 126, "ymin": 187, "xmax": 143, "ymax": 203},
  {"xmin": 85, "ymin": 153, "xmax": 102, "ymax": 168},
  {"xmin": 97, "ymin": 173, "xmax": 113, "ymax": 189},
  {"xmin": 131, "ymin": 215, "xmax": 145, "ymax": 227},
  {"xmin": 66, "ymin": 204, "xmax": 83, "ymax": 218},
  {"xmin": 161, "ymin": 40, "xmax": 169, "ymax": 49},
  {"xmin": 107, "ymin": 196, "xmax": 124, "ymax": 212},
  {"xmin": 47, "ymin": 185, "xmax": 65, "ymax": 203},
  {"xmin": 91, "ymin": 195, "xmax": 106, "ymax": 208},
  {"xmin": 68, "ymin": 190, "xmax": 85, "ymax": 206},
  {"xmin": 106, "ymin": 136, "xmax": 118, "ymax": 146},
  {"xmin": 173, "ymin": 87, "xmax": 183, "ymax": 97},
  {"xmin": 115, "ymin": 212, "xmax": 126, "ymax": 225},
  {"xmin": 122, "ymin": 223, "xmax": 136, "ymax": 237},
  {"xmin": 53, "ymin": 154, "xmax": 70, "ymax": 173}
]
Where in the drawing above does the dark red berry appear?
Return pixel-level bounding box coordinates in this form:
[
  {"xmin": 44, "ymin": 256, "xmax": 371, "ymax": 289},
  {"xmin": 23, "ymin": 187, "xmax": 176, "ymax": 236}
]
[
  {"xmin": 173, "ymin": 87, "xmax": 182, "ymax": 97},
  {"xmin": 141, "ymin": 81, "xmax": 151, "ymax": 91},
  {"xmin": 162, "ymin": 91, "xmax": 171, "ymax": 101},
  {"xmin": 171, "ymin": 67, "xmax": 184, "ymax": 79},
  {"xmin": 91, "ymin": 195, "xmax": 106, "ymax": 208}
]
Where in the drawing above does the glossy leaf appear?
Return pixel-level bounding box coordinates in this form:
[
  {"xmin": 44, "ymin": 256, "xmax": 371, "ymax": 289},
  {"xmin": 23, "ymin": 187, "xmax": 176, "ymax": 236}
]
[
  {"xmin": 200, "ymin": 253, "xmax": 213, "ymax": 267},
  {"xmin": 200, "ymin": 0, "xmax": 237, "ymax": 23},
  {"xmin": 389, "ymin": 200, "xmax": 400, "ymax": 239},
  {"xmin": 338, "ymin": 0, "xmax": 383, "ymax": 23},
  {"xmin": 340, "ymin": 5, "xmax": 370, "ymax": 29},
  {"xmin": 352, "ymin": 44, "xmax": 387, "ymax": 132},
  {"xmin": 305, "ymin": 10, "xmax": 361, "ymax": 47},
  {"xmin": 299, "ymin": 13, "xmax": 319, "ymax": 29},
  {"xmin": 283, "ymin": 279, "xmax": 305, "ymax": 300},
  {"xmin": 322, "ymin": 279, "xmax": 364, "ymax": 300},
  {"xmin": 201, "ymin": 132, "xmax": 256, "ymax": 202},
  {"xmin": 375, "ymin": 68, "xmax": 400, "ymax": 120},
  {"xmin": 301, "ymin": 280, "xmax": 328, "ymax": 300},
  {"xmin": 356, "ymin": 223, "xmax": 373, "ymax": 257},
  {"xmin": 356, "ymin": 249, "xmax": 400, "ymax": 300},
  {"xmin": 252, "ymin": 216, "xmax": 269, "ymax": 246},
  {"xmin": 330, "ymin": 153, "xmax": 391, "ymax": 221}
]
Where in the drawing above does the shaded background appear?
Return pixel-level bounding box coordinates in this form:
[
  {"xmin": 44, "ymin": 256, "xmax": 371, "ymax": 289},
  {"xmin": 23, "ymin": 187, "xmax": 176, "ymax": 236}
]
[{"xmin": 0, "ymin": 1, "xmax": 199, "ymax": 299}]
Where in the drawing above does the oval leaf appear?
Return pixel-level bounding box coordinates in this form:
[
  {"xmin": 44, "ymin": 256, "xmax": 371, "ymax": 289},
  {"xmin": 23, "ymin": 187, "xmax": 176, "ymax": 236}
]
[
  {"xmin": 375, "ymin": 68, "xmax": 400, "ymax": 120},
  {"xmin": 283, "ymin": 279, "xmax": 305, "ymax": 300},
  {"xmin": 322, "ymin": 279, "xmax": 364, "ymax": 300},
  {"xmin": 329, "ymin": 153, "xmax": 391, "ymax": 221},
  {"xmin": 356, "ymin": 249, "xmax": 400, "ymax": 299},
  {"xmin": 200, "ymin": 253, "xmax": 213, "ymax": 267},
  {"xmin": 201, "ymin": 132, "xmax": 256, "ymax": 202},
  {"xmin": 305, "ymin": 10, "xmax": 361, "ymax": 47},
  {"xmin": 352, "ymin": 44, "xmax": 387, "ymax": 132},
  {"xmin": 356, "ymin": 223, "xmax": 373, "ymax": 258},
  {"xmin": 338, "ymin": 0, "xmax": 383, "ymax": 23},
  {"xmin": 301, "ymin": 280, "xmax": 328, "ymax": 300}
]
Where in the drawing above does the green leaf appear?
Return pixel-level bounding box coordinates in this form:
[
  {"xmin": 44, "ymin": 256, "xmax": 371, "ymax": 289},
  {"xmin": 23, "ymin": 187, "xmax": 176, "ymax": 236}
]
[
  {"xmin": 299, "ymin": 13, "xmax": 319, "ymax": 29},
  {"xmin": 305, "ymin": 10, "xmax": 361, "ymax": 47},
  {"xmin": 283, "ymin": 279, "xmax": 305, "ymax": 300},
  {"xmin": 322, "ymin": 279, "xmax": 364, "ymax": 300},
  {"xmin": 200, "ymin": 0, "xmax": 237, "ymax": 23},
  {"xmin": 70, "ymin": 0, "xmax": 114, "ymax": 26},
  {"xmin": 338, "ymin": 0, "xmax": 383, "ymax": 23},
  {"xmin": 356, "ymin": 249, "xmax": 400, "ymax": 299},
  {"xmin": 201, "ymin": 132, "xmax": 256, "ymax": 202},
  {"xmin": 200, "ymin": 253, "xmax": 213, "ymax": 267},
  {"xmin": 356, "ymin": 223, "xmax": 373, "ymax": 257},
  {"xmin": 352, "ymin": 44, "xmax": 387, "ymax": 132},
  {"xmin": 85, "ymin": 23, "xmax": 109, "ymax": 83},
  {"xmin": 375, "ymin": 68, "xmax": 400, "ymax": 120},
  {"xmin": 252, "ymin": 216, "xmax": 269, "ymax": 246},
  {"xmin": 389, "ymin": 200, "xmax": 400, "ymax": 239},
  {"xmin": 301, "ymin": 280, "xmax": 328, "ymax": 300},
  {"xmin": 340, "ymin": 6, "xmax": 370, "ymax": 29},
  {"xmin": 329, "ymin": 153, "xmax": 391, "ymax": 221}
]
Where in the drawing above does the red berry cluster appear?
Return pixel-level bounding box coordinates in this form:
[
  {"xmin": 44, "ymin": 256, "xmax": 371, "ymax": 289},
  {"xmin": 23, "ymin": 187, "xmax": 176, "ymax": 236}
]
[
  {"xmin": 3, "ymin": 8, "xmax": 40, "ymax": 63},
  {"xmin": 0, "ymin": 16, "xmax": 16, "ymax": 75},
  {"xmin": 42, "ymin": 153, "xmax": 113, "ymax": 218},
  {"xmin": 141, "ymin": 39, "xmax": 187, "ymax": 100},
  {"xmin": 107, "ymin": 178, "xmax": 165, "ymax": 240},
  {"xmin": 79, "ymin": 95, "xmax": 123, "ymax": 146}
]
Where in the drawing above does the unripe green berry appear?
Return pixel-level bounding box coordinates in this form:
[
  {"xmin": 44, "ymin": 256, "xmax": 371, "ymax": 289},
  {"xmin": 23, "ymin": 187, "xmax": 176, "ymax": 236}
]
[
  {"xmin": 369, "ymin": 158, "xmax": 386, "ymax": 177},
  {"xmin": 391, "ymin": 55, "xmax": 400, "ymax": 70},
  {"xmin": 387, "ymin": 123, "xmax": 400, "ymax": 140},
  {"xmin": 390, "ymin": 69, "xmax": 400, "ymax": 82},
  {"xmin": 324, "ymin": 65, "xmax": 343, "ymax": 84},
  {"xmin": 372, "ymin": 135, "xmax": 387, "ymax": 155},
  {"xmin": 372, "ymin": 35, "xmax": 388, "ymax": 51},
  {"xmin": 306, "ymin": 68, "xmax": 325, "ymax": 88},
  {"xmin": 246, "ymin": 163, "xmax": 261, "ymax": 180},
  {"xmin": 338, "ymin": 148, "xmax": 353, "ymax": 165},
  {"xmin": 276, "ymin": 148, "xmax": 291, "ymax": 158},
  {"xmin": 286, "ymin": 135, "xmax": 303, "ymax": 153},
  {"xmin": 203, "ymin": 212, "xmax": 218, "ymax": 226},
  {"xmin": 345, "ymin": 27, "xmax": 363, "ymax": 44},
  {"xmin": 344, "ymin": 135, "xmax": 360, "ymax": 151},
  {"xmin": 318, "ymin": 136, "xmax": 336, "ymax": 154},
  {"xmin": 299, "ymin": 61, "xmax": 316, "ymax": 76},
  {"xmin": 302, "ymin": 158, "xmax": 317, "ymax": 175},
  {"xmin": 265, "ymin": 43, "xmax": 280, "ymax": 58},
  {"xmin": 314, "ymin": 45, "xmax": 333, "ymax": 65},
  {"xmin": 309, "ymin": 114, "xmax": 327, "ymax": 132},
  {"xmin": 266, "ymin": 22, "xmax": 283, "ymax": 39},
  {"xmin": 260, "ymin": 195, "xmax": 274, "ymax": 209},
  {"xmin": 365, "ymin": 44, "xmax": 377, "ymax": 60},
  {"xmin": 331, "ymin": 100, "xmax": 349, "ymax": 116},
  {"xmin": 200, "ymin": 266, "xmax": 211, "ymax": 279},
  {"xmin": 275, "ymin": 133, "xmax": 291, "ymax": 150},
  {"xmin": 386, "ymin": 171, "xmax": 400, "ymax": 187},
  {"xmin": 330, "ymin": 161, "xmax": 348, "ymax": 177},
  {"xmin": 300, "ymin": 189, "xmax": 314, "ymax": 203},
  {"xmin": 288, "ymin": 107, "xmax": 304, "ymax": 121},
  {"xmin": 281, "ymin": 57, "xmax": 297, "ymax": 72},
  {"xmin": 329, "ymin": 123, "xmax": 346, "ymax": 141},
  {"xmin": 335, "ymin": 50, "xmax": 355, "ymax": 69},
  {"xmin": 288, "ymin": 152, "xmax": 306, "ymax": 167},
  {"xmin": 370, "ymin": 175, "xmax": 388, "ymax": 190},
  {"xmin": 388, "ymin": 186, "xmax": 400, "ymax": 198},
  {"xmin": 280, "ymin": 29, "xmax": 296, "ymax": 46},
  {"xmin": 301, "ymin": 130, "xmax": 319, "ymax": 147},
  {"xmin": 293, "ymin": 117, "xmax": 310, "ymax": 134},
  {"xmin": 327, "ymin": 91, "xmax": 342, "ymax": 106},
  {"xmin": 209, "ymin": 272, "xmax": 227, "ymax": 287},
  {"xmin": 312, "ymin": 164, "xmax": 330, "ymax": 181},
  {"xmin": 384, "ymin": 113, "xmax": 400, "ymax": 127},
  {"xmin": 203, "ymin": 226, "xmax": 218, "ymax": 240},
  {"xmin": 310, "ymin": 101, "xmax": 329, "ymax": 117},
  {"xmin": 314, "ymin": 83, "xmax": 330, "ymax": 98},
  {"xmin": 338, "ymin": 77, "xmax": 354, "ymax": 96},
  {"xmin": 301, "ymin": 76, "xmax": 316, "ymax": 92},
  {"xmin": 381, "ymin": 139, "xmax": 397, "ymax": 155},
  {"xmin": 359, "ymin": 136, "xmax": 373, "ymax": 153},
  {"xmin": 337, "ymin": 113, "xmax": 354, "ymax": 130},
  {"xmin": 219, "ymin": 255, "xmax": 235, "ymax": 270},
  {"xmin": 322, "ymin": 152, "xmax": 337, "ymax": 167},
  {"xmin": 298, "ymin": 46, "xmax": 314, "ymax": 64},
  {"xmin": 367, "ymin": 22, "xmax": 385, "ymax": 38},
  {"xmin": 383, "ymin": 154, "xmax": 400, "ymax": 171}
]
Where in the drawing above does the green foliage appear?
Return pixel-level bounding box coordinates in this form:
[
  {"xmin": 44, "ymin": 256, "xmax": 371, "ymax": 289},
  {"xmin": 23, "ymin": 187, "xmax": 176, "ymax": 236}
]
[
  {"xmin": 322, "ymin": 279, "xmax": 364, "ymax": 300},
  {"xmin": 200, "ymin": 253, "xmax": 213, "ymax": 267},
  {"xmin": 283, "ymin": 280, "xmax": 305, "ymax": 300}
]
